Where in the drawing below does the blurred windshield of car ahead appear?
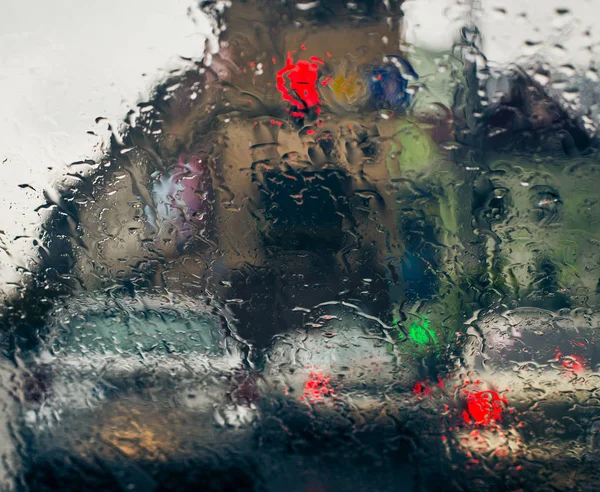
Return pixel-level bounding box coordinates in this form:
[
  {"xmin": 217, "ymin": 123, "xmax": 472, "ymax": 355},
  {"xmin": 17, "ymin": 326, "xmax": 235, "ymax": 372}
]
[{"xmin": 1, "ymin": 0, "xmax": 600, "ymax": 491}]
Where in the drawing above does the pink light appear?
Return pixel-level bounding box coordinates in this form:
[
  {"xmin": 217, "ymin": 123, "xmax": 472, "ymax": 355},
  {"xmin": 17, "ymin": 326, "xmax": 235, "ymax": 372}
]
[
  {"xmin": 303, "ymin": 371, "xmax": 334, "ymax": 402},
  {"xmin": 276, "ymin": 52, "xmax": 323, "ymax": 117},
  {"xmin": 462, "ymin": 390, "xmax": 508, "ymax": 426}
]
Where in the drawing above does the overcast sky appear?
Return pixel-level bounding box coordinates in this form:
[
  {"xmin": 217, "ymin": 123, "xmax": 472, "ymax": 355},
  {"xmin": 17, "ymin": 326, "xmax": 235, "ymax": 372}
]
[{"xmin": 0, "ymin": 0, "xmax": 215, "ymax": 292}]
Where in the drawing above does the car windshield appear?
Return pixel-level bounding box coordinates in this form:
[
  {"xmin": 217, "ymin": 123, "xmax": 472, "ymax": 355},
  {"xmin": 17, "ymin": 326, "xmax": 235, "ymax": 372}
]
[{"xmin": 2, "ymin": 0, "xmax": 600, "ymax": 490}]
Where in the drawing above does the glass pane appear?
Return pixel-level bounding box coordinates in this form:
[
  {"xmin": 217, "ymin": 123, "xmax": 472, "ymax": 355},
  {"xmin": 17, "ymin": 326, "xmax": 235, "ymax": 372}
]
[{"xmin": 2, "ymin": 0, "xmax": 600, "ymax": 490}]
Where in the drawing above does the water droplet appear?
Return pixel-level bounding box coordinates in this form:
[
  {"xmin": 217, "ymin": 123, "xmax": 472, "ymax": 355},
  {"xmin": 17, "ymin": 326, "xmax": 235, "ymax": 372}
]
[
  {"xmin": 586, "ymin": 68, "xmax": 599, "ymax": 82},
  {"xmin": 559, "ymin": 64, "xmax": 576, "ymax": 77},
  {"xmin": 533, "ymin": 72, "xmax": 550, "ymax": 86}
]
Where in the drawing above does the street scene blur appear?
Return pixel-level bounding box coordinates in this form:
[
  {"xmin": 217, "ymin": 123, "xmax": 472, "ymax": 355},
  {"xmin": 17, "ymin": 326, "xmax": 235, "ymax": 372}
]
[{"xmin": 1, "ymin": 0, "xmax": 600, "ymax": 490}]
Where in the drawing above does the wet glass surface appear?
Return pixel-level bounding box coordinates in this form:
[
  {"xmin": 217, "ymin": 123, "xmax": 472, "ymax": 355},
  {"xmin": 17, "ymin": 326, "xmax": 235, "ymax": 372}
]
[{"xmin": 2, "ymin": 0, "xmax": 600, "ymax": 490}]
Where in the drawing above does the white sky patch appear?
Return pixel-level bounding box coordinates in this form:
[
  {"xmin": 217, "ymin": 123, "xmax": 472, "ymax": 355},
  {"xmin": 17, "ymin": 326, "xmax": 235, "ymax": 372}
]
[
  {"xmin": 0, "ymin": 0, "xmax": 217, "ymax": 295},
  {"xmin": 478, "ymin": 0, "xmax": 599, "ymax": 69}
]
